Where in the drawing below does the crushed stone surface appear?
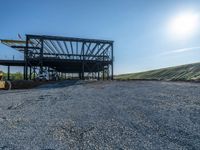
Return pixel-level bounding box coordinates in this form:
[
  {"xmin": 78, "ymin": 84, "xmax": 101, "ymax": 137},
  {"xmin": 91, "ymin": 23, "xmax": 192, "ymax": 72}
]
[{"xmin": 0, "ymin": 80, "xmax": 200, "ymax": 150}]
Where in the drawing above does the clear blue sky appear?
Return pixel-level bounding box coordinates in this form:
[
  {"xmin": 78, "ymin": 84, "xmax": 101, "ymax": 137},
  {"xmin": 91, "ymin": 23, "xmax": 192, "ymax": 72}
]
[{"xmin": 1, "ymin": 0, "xmax": 200, "ymax": 74}]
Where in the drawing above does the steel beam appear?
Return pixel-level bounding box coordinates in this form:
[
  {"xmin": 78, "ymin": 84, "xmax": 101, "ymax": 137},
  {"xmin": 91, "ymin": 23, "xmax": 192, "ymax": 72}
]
[
  {"xmin": 26, "ymin": 34, "xmax": 114, "ymax": 44},
  {"xmin": 11, "ymin": 46, "xmax": 40, "ymax": 49}
]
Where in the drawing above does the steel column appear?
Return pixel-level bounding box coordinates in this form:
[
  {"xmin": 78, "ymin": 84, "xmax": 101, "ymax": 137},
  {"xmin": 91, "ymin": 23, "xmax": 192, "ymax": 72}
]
[
  {"xmin": 40, "ymin": 39, "xmax": 44, "ymax": 73},
  {"xmin": 33, "ymin": 66, "xmax": 36, "ymax": 80},
  {"xmin": 24, "ymin": 36, "xmax": 29, "ymax": 80},
  {"xmin": 82, "ymin": 42, "xmax": 85, "ymax": 80},
  {"xmin": 7, "ymin": 65, "xmax": 10, "ymax": 80},
  {"xmin": 29, "ymin": 66, "xmax": 32, "ymax": 80},
  {"xmin": 111, "ymin": 43, "xmax": 114, "ymax": 80}
]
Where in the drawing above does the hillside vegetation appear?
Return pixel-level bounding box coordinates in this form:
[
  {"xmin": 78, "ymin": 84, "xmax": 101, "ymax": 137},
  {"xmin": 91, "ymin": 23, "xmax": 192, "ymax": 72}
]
[
  {"xmin": 116, "ymin": 62, "xmax": 200, "ymax": 81},
  {"xmin": 1, "ymin": 72, "xmax": 23, "ymax": 80}
]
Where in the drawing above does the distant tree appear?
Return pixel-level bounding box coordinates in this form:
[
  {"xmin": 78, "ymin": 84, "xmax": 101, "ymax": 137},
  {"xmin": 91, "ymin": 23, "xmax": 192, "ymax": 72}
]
[{"xmin": 13, "ymin": 72, "xmax": 23, "ymax": 80}]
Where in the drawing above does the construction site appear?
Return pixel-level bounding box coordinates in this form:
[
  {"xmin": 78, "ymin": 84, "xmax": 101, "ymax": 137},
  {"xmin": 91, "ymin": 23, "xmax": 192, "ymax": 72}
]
[
  {"xmin": 1, "ymin": 0, "xmax": 200, "ymax": 148},
  {"xmin": 0, "ymin": 35, "xmax": 200, "ymax": 149},
  {"xmin": 0, "ymin": 37, "xmax": 200, "ymax": 149},
  {"xmin": 0, "ymin": 34, "xmax": 114, "ymax": 89}
]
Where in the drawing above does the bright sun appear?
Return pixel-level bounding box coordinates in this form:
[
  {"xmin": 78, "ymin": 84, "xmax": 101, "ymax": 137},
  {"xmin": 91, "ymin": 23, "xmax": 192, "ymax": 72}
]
[{"xmin": 169, "ymin": 12, "xmax": 199, "ymax": 39}]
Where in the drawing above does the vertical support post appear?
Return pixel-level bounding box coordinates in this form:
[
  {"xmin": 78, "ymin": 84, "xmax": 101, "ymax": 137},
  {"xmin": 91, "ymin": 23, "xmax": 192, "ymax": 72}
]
[
  {"xmin": 24, "ymin": 35, "xmax": 29, "ymax": 80},
  {"xmin": 23, "ymin": 66, "xmax": 26, "ymax": 80},
  {"xmin": 40, "ymin": 38, "xmax": 44, "ymax": 74},
  {"xmin": 103, "ymin": 68, "xmax": 105, "ymax": 80},
  {"xmin": 103, "ymin": 49, "xmax": 105, "ymax": 80},
  {"xmin": 29, "ymin": 66, "xmax": 32, "ymax": 80},
  {"xmin": 76, "ymin": 42, "xmax": 78, "ymax": 59},
  {"xmin": 47, "ymin": 67, "xmax": 49, "ymax": 79},
  {"xmin": 82, "ymin": 42, "xmax": 85, "ymax": 80},
  {"xmin": 33, "ymin": 66, "xmax": 36, "ymax": 80},
  {"xmin": 79, "ymin": 72, "xmax": 81, "ymax": 79},
  {"xmin": 107, "ymin": 65, "xmax": 109, "ymax": 80},
  {"xmin": 98, "ymin": 64, "xmax": 100, "ymax": 80},
  {"xmin": 111, "ymin": 42, "xmax": 114, "ymax": 80},
  {"xmin": 7, "ymin": 66, "xmax": 10, "ymax": 80}
]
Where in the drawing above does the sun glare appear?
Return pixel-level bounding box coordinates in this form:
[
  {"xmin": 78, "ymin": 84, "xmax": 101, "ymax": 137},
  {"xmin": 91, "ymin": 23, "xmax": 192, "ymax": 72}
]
[{"xmin": 168, "ymin": 12, "xmax": 199, "ymax": 39}]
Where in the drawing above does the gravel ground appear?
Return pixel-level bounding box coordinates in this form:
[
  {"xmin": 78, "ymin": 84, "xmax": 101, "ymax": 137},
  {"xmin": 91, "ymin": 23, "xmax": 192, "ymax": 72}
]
[{"xmin": 0, "ymin": 80, "xmax": 200, "ymax": 150}]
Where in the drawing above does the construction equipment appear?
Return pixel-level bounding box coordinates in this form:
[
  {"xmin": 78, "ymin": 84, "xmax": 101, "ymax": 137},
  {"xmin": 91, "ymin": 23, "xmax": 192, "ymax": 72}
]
[
  {"xmin": 0, "ymin": 71, "xmax": 3, "ymax": 80},
  {"xmin": 0, "ymin": 71, "xmax": 11, "ymax": 90},
  {"xmin": 0, "ymin": 71, "xmax": 5, "ymax": 89}
]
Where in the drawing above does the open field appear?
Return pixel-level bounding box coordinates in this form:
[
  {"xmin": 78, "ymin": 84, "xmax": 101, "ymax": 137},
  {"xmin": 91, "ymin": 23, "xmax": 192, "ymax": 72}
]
[
  {"xmin": 0, "ymin": 80, "xmax": 200, "ymax": 149},
  {"xmin": 116, "ymin": 62, "xmax": 200, "ymax": 81}
]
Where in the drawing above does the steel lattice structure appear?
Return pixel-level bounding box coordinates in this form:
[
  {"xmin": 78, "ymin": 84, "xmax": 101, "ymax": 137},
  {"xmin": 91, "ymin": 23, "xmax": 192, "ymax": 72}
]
[{"xmin": 0, "ymin": 34, "xmax": 114, "ymax": 80}]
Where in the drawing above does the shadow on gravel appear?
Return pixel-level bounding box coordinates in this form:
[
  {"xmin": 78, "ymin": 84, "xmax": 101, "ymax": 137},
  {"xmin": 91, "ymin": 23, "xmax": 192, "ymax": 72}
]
[{"xmin": 37, "ymin": 80, "xmax": 85, "ymax": 90}]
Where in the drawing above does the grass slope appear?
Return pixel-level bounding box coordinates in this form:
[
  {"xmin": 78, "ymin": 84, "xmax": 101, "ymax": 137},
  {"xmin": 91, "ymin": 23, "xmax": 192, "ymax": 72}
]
[{"xmin": 116, "ymin": 62, "xmax": 200, "ymax": 81}]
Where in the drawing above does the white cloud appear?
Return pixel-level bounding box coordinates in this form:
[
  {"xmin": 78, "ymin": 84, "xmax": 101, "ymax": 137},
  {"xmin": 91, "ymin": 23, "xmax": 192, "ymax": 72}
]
[{"xmin": 160, "ymin": 46, "xmax": 200, "ymax": 56}]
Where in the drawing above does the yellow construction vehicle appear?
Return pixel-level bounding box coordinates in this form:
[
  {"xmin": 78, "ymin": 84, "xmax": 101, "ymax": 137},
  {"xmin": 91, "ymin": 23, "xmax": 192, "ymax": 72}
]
[
  {"xmin": 0, "ymin": 71, "xmax": 6, "ymax": 89},
  {"xmin": 0, "ymin": 71, "xmax": 12, "ymax": 90},
  {"xmin": 0, "ymin": 71, "xmax": 3, "ymax": 80}
]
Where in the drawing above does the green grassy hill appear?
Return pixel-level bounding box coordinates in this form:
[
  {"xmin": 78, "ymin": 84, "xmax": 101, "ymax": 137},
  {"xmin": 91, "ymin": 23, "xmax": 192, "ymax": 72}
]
[{"xmin": 116, "ymin": 62, "xmax": 200, "ymax": 81}]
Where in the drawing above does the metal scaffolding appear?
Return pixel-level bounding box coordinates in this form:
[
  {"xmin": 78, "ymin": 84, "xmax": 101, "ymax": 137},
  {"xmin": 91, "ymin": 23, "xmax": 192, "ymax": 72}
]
[{"xmin": 0, "ymin": 34, "xmax": 114, "ymax": 80}]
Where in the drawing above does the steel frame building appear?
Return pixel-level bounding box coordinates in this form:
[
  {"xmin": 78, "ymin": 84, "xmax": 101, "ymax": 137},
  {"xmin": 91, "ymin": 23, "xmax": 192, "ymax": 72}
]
[{"xmin": 0, "ymin": 34, "xmax": 114, "ymax": 80}]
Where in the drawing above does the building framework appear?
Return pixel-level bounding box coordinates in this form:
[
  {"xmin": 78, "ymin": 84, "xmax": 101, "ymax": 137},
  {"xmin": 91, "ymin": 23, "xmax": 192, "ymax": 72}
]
[{"xmin": 0, "ymin": 34, "xmax": 114, "ymax": 80}]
